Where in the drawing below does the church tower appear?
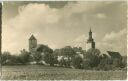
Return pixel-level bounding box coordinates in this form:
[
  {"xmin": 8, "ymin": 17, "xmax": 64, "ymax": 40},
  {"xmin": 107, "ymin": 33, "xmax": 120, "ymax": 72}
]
[
  {"xmin": 29, "ymin": 35, "xmax": 37, "ymax": 52},
  {"xmin": 86, "ymin": 28, "xmax": 95, "ymax": 51}
]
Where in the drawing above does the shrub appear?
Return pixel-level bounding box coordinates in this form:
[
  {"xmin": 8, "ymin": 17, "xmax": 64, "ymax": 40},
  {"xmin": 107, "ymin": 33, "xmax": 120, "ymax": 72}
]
[
  {"xmin": 1, "ymin": 51, "xmax": 11, "ymax": 65},
  {"xmin": 84, "ymin": 48, "xmax": 101, "ymax": 68},
  {"xmin": 43, "ymin": 52, "xmax": 55, "ymax": 66},
  {"xmin": 33, "ymin": 52, "xmax": 42, "ymax": 64},
  {"xmin": 82, "ymin": 59, "xmax": 91, "ymax": 70},
  {"xmin": 71, "ymin": 55, "xmax": 83, "ymax": 69},
  {"xmin": 19, "ymin": 49, "xmax": 30, "ymax": 64},
  {"xmin": 84, "ymin": 53, "xmax": 100, "ymax": 68}
]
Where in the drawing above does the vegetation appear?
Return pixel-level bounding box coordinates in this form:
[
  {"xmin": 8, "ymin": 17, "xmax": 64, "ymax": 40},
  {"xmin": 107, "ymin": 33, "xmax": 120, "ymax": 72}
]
[
  {"xmin": 32, "ymin": 51, "xmax": 42, "ymax": 64},
  {"xmin": 1, "ymin": 65, "xmax": 127, "ymax": 80},
  {"xmin": 84, "ymin": 48, "xmax": 101, "ymax": 68},
  {"xmin": 1, "ymin": 45, "xmax": 127, "ymax": 71},
  {"xmin": 19, "ymin": 49, "xmax": 30, "ymax": 64},
  {"xmin": 1, "ymin": 45, "xmax": 127, "ymax": 80},
  {"xmin": 71, "ymin": 54, "xmax": 83, "ymax": 69}
]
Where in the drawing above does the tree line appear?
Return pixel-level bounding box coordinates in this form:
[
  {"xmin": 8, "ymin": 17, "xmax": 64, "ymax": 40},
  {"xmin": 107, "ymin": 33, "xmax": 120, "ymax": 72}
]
[{"xmin": 1, "ymin": 45, "xmax": 127, "ymax": 71}]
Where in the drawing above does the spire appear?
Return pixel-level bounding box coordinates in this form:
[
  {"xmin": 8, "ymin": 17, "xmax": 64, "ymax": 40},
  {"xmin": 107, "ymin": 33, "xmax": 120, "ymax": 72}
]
[
  {"xmin": 89, "ymin": 27, "xmax": 92, "ymax": 36},
  {"xmin": 29, "ymin": 34, "xmax": 36, "ymax": 40},
  {"xmin": 87, "ymin": 27, "xmax": 93, "ymax": 42},
  {"xmin": 89, "ymin": 27, "xmax": 92, "ymax": 33}
]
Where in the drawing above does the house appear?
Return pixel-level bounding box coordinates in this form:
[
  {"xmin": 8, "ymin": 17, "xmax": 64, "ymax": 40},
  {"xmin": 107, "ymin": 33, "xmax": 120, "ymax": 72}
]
[{"xmin": 107, "ymin": 51, "xmax": 122, "ymax": 66}]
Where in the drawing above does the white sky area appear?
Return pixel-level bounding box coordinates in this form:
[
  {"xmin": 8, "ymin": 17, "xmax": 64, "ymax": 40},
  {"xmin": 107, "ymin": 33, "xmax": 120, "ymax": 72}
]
[{"xmin": 2, "ymin": 1, "xmax": 127, "ymax": 56}]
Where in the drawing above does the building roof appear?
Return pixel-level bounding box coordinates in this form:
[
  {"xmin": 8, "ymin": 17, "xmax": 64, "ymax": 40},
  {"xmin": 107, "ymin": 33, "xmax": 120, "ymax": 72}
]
[
  {"xmin": 89, "ymin": 28, "xmax": 92, "ymax": 33},
  {"xmin": 29, "ymin": 35, "xmax": 36, "ymax": 40},
  {"xmin": 107, "ymin": 51, "xmax": 122, "ymax": 59}
]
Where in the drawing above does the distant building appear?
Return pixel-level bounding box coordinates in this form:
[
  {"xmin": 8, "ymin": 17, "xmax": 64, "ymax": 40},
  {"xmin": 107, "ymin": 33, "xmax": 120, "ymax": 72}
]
[
  {"xmin": 29, "ymin": 34, "xmax": 48, "ymax": 53},
  {"xmin": 107, "ymin": 51, "xmax": 122, "ymax": 59},
  {"xmin": 86, "ymin": 28, "xmax": 95, "ymax": 51},
  {"xmin": 29, "ymin": 35, "xmax": 37, "ymax": 53},
  {"xmin": 107, "ymin": 51, "xmax": 122, "ymax": 66}
]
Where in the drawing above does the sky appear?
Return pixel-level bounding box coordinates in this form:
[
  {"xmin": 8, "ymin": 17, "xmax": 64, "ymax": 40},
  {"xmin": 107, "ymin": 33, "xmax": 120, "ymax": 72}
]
[{"xmin": 2, "ymin": 1, "xmax": 127, "ymax": 56}]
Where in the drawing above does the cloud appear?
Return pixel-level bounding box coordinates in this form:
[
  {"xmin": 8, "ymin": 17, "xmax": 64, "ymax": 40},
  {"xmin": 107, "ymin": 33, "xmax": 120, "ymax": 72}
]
[
  {"xmin": 68, "ymin": 28, "xmax": 127, "ymax": 56},
  {"xmin": 2, "ymin": 3, "xmax": 61, "ymax": 54},
  {"xmin": 97, "ymin": 28, "xmax": 127, "ymax": 56},
  {"xmin": 96, "ymin": 13, "xmax": 107, "ymax": 19},
  {"xmin": 2, "ymin": 1, "xmax": 126, "ymax": 55},
  {"xmin": 68, "ymin": 32, "xmax": 96, "ymax": 50},
  {"xmin": 103, "ymin": 28, "xmax": 126, "ymax": 42},
  {"xmin": 68, "ymin": 34, "xmax": 87, "ymax": 50}
]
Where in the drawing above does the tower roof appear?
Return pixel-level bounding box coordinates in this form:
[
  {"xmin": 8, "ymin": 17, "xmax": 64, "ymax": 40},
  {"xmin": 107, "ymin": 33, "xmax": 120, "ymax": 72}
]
[
  {"xmin": 89, "ymin": 28, "xmax": 92, "ymax": 33},
  {"xmin": 87, "ymin": 28, "xmax": 94, "ymax": 43},
  {"xmin": 29, "ymin": 35, "xmax": 36, "ymax": 40},
  {"xmin": 107, "ymin": 51, "xmax": 122, "ymax": 59}
]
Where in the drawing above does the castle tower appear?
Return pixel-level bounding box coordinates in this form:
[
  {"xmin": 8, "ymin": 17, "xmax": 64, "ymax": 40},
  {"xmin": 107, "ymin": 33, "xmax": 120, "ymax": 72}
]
[
  {"xmin": 86, "ymin": 28, "xmax": 95, "ymax": 51},
  {"xmin": 29, "ymin": 35, "xmax": 37, "ymax": 52}
]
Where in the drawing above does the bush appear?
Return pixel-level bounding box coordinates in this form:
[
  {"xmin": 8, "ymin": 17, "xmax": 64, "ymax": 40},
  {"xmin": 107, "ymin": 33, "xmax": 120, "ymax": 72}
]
[
  {"xmin": 82, "ymin": 59, "xmax": 91, "ymax": 70},
  {"xmin": 33, "ymin": 52, "xmax": 42, "ymax": 64},
  {"xmin": 19, "ymin": 49, "xmax": 30, "ymax": 64},
  {"xmin": 6, "ymin": 55, "xmax": 21, "ymax": 65},
  {"xmin": 1, "ymin": 51, "xmax": 11, "ymax": 65},
  {"xmin": 120, "ymin": 57, "xmax": 127, "ymax": 68},
  {"xmin": 57, "ymin": 56, "xmax": 71, "ymax": 67},
  {"xmin": 84, "ymin": 48, "xmax": 100, "ymax": 68},
  {"xmin": 84, "ymin": 53, "xmax": 100, "ymax": 68},
  {"xmin": 1, "ymin": 51, "xmax": 22, "ymax": 65},
  {"xmin": 71, "ymin": 55, "xmax": 83, "ymax": 69},
  {"xmin": 97, "ymin": 64, "xmax": 113, "ymax": 71},
  {"xmin": 44, "ymin": 52, "xmax": 55, "ymax": 66}
]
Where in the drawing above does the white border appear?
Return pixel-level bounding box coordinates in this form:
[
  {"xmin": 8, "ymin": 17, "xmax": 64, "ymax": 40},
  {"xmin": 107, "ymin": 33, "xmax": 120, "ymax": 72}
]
[
  {"xmin": 1, "ymin": 0, "xmax": 127, "ymax": 81},
  {"xmin": 0, "ymin": 0, "xmax": 127, "ymax": 1}
]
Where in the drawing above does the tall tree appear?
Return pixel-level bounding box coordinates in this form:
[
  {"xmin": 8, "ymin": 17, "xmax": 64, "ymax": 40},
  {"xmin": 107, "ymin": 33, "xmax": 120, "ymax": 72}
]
[
  {"xmin": 84, "ymin": 48, "xmax": 101, "ymax": 68},
  {"xmin": 72, "ymin": 54, "xmax": 83, "ymax": 69},
  {"xmin": 19, "ymin": 49, "xmax": 30, "ymax": 64},
  {"xmin": 1, "ymin": 51, "xmax": 11, "ymax": 65},
  {"xmin": 33, "ymin": 51, "xmax": 42, "ymax": 64},
  {"xmin": 44, "ymin": 52, "xmax": 55, "ymax": 66},
  {"xmin": 34, "ymin": 44, "xmax": 54, "ymax": 65}
]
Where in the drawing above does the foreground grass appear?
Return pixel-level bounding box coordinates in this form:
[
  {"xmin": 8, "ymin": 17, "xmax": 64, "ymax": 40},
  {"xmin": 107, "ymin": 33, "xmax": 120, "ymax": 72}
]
[{"xmin": 1, "ymin": 65, "xmax": 127, "ymax": 80}]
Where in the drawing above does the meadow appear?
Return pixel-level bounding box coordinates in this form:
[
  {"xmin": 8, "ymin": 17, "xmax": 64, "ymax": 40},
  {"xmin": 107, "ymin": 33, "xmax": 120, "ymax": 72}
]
[{"xmin": 1, "ymin": 65, "xmax": 127, "ymax": 80}]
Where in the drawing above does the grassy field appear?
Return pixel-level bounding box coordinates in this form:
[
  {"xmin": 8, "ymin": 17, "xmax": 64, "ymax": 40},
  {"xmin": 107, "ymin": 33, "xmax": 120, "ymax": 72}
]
[{"xmin": 1, "ymin": 65, "xmax": 127, "ymax": 80}]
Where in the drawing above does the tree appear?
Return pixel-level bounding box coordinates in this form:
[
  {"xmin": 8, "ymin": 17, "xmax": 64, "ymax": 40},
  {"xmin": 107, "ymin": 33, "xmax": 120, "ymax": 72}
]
[
  {"xmin": 36, "ymin": 45, "xmax": 53, "ymax": 53},
  {"xmin": 52, "ymin": 50, "xmax": 59, "ymax": 65},
  {"xmin": 9, "ymin": 55, "xmax": 20, "ymax": 65},
  {"xmin": 71, "ymin": 54, "xmax": 83, "ymax": 69},
  {"xmin": 19, "ymin": 49, "xmax": 30, "ymax": 64},
  {"xmin": 60, "ymin": 46, "xmax": 76, "ymax": 58},
  {"xmin": 1, "ymin": 51, "xmax": 11, "ymax": 65},
  {"xmin": 34, "ymin": 44, "xmax": 54, "ymax": 65},
  {"xmin": 84, "ymin": 48, "xmax": 101, "ymax": 68},
  {"xmin": 121, "ymin": 56, "xmax": 127, "ymax": 68},
  {"xmin": 82, "ymin": 59, "xmax": 91, "ymax": 70},
  {"xmin": 55, "ymin": 46, "xmax": 76, "ymax": 67},
  {"xmin": 86, "ymin": 48, "xmax": 101, "ymax": 56},
  {"xmin": 43, "ymin": 52, "xmax": 55, "ymax": 66},
  {"xmin": 53, "ymin": 49, "xmax": 61, "ymax": 56},
  {"xmin": 97, "ymin": 54, "xmax": 112, "ymax": 70},
  {"xmin": 73, "ymin": 47, "xmax": 84, "ymax": 54},
  {"xmin": 33, "ymin": 51, "xmax": 42, "ymax": 64}
]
